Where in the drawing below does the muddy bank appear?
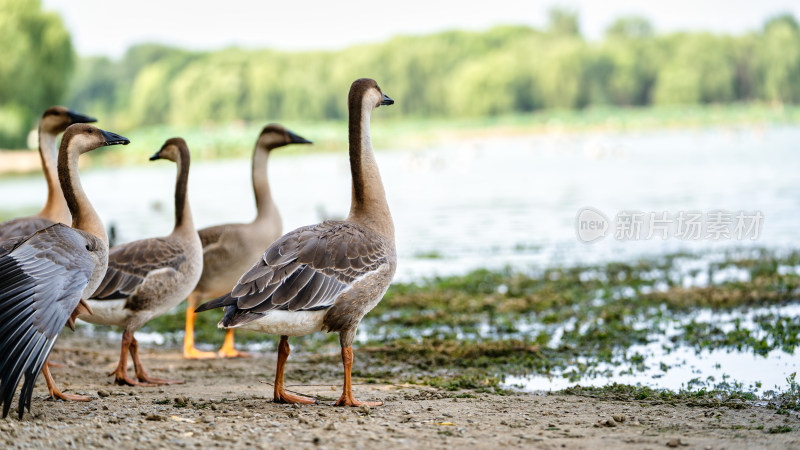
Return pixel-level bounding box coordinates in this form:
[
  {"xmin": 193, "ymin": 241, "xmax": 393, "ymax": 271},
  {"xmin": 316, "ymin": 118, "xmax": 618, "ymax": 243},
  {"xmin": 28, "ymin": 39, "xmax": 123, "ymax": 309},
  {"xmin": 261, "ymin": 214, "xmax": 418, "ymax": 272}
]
[{"xmin": 2, "ymin": 335, "xmax": 797, "ymax": 449}]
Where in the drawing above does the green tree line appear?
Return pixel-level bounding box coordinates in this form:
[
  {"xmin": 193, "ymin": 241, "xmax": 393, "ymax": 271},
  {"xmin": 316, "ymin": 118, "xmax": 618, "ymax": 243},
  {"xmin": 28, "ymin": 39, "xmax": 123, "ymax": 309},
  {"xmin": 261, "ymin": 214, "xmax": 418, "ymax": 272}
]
[
  {"xmin": 2, "ymin": 3, "xmax": 799, "ymax": 148},
  {"xmin": 0, "ymin": 0, "xmax": 74, "ymax": 147}
]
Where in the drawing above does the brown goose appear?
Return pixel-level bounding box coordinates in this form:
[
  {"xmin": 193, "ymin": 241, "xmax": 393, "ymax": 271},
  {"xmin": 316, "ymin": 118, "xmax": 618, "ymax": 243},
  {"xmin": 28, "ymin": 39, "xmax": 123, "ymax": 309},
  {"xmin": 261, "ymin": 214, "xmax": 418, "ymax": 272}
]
[
  {"xmin": 184, "ymin": 124, "xmax": 312, "ymax": 360},
  {"xmin": 80, "ymin": 138, "xmax": 202, "ymax": 386},
  {"xmin": 0, "ymin": 124, "xmax": 129, "ymax": 418},
  {"xmin": 197, "ymin": 78, "xmax": 396, "ymax": 406},
  {"xmin": 0, "ymin": 106, "xmax": 96, "ymax": 241}
]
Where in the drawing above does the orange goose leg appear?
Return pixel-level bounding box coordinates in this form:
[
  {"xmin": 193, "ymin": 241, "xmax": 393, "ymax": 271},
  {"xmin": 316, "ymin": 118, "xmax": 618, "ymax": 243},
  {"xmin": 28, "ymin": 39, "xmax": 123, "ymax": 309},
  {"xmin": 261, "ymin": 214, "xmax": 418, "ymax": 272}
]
[
  {"xmin": 218, "ymin": 329, "xmax": 250, "ymax": 358},
  {"xmin": 334, "ymin": 346, "xmax": 382, "ymax": 407},
  {"xmin": 111, "ymin": 330, "xmax": 153, "ymax": 386},
  {"xmin": 183, "ymin": 299, "xmax": 216, "ymax": 359},
  {"xmin": 273, "ymin": 336, "xmax": 315, "ymax": 404},
  {"xmin": 41, "ymin": 361, "xmax": 90, "ymax": 401},
  {"xmin": 130, "ymin": 333, "xmax": 183, "ymax": 385}
]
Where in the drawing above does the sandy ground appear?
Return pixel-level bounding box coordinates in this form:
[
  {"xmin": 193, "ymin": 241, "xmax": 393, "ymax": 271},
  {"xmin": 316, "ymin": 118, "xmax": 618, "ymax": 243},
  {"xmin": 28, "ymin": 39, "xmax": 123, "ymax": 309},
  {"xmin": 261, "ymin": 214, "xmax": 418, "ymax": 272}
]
[{"xmin": 2, "ymin": 335, "xmax": 798, "ymax": 449}]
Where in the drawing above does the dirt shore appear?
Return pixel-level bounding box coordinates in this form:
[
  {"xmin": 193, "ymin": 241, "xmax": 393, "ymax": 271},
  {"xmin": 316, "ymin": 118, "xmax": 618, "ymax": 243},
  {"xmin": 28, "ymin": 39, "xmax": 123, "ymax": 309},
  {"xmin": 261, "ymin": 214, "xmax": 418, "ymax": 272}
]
[{"xmin": 2, "ymin": 335, "xmax": 797, "ymax": 449}]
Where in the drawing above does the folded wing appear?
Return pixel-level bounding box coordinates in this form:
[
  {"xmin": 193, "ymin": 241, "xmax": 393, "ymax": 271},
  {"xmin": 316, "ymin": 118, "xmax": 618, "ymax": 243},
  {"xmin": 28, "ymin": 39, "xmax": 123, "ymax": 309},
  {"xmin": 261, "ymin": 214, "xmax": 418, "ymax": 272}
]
[
  {"xmin": 197, "ymin": 221, "xmax": 392, "ymax": 327},
  {"xmin": 91, "ymin": 237, "xmax": 186, "ymax": 300}
]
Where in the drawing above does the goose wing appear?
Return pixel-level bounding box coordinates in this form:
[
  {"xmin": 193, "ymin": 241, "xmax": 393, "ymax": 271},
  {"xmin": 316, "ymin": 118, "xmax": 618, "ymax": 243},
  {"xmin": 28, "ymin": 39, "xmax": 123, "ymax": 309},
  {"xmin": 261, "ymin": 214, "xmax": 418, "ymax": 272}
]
[
  {"xmin": 91, "ymin": 237, "xmax": 186, "ymax": 300},
  {"xmin": 0, "ymin": 224, "xmax": 96, "ymax": 418},
  {"xmin": 196, "ymin": 221, "xmax": 393, "ymax": 326},
  {"xmin": 0, "ymin": 216, "xmax": 56, "ymax": 242}
]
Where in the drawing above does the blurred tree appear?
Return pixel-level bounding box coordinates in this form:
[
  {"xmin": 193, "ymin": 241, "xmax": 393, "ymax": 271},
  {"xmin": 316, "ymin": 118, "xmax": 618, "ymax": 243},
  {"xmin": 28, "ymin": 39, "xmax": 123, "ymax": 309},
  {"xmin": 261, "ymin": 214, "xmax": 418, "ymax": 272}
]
[
  {"xmin": 546, "ymin": 7, "xmax": 581, "ymax": 37},
  {"xmin": 605, "ymin": 16, "xmax": 654, "ymax": 40},
  {"xmin": 600, "ymin": 17, "xmax": 659, "ymax": 105},
  {"xmin": 54, "ymin": 12, "xmax": 800, "ymax": 131},
  {"xmin": 758, "ymin": 14, "xmax": 800, "ymax": 103},
  {"xmin": 0, "ymin": 0, "xmax": 74, "ymax": 147},
  {"xmin": 653, "ymin": 34, "xmax": 737, "ymax": 104}
]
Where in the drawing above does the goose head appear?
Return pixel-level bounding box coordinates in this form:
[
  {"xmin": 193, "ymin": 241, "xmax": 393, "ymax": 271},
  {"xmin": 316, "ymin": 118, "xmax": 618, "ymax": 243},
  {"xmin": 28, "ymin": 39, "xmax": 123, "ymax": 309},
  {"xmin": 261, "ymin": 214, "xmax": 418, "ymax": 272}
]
[
  {"xmin": 349, "ymin": 78, "xmax": 394, "ymax": 112},
  {"xmin": 62, "ymin": 124, "xmax": 130, "ymax": 154},
  {"xmin": 41, "ymin": 106, "xmax": 97, "ymax": 134},
  {"xmin": 149, "ymin": 137, "xmax": 187, "ymax": 162},
  {"xmin": 257, "ymin": 124, "xmax": 312, "ymax": 151}
]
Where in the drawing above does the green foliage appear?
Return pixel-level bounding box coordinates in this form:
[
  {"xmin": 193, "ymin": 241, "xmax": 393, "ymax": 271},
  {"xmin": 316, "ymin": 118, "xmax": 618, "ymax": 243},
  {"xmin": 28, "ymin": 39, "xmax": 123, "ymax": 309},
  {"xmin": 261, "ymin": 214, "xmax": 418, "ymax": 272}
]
[
  {"xmin": 653, "ymin": 34, "xmax": 740, "ymax": 104},
  {"xmin": 605, "ymin": 16, "xmax": 654, "ymax": 40},
  {"xmin": 9, "ymin": 10, "xmax": 790, "ymax": 140},
  {"xmin": 0, "ymin": 0, "xmax": 74, "ymax": 147},
  {"xmin": 757, "ymin": 14, "xmax": 800, "ymax": 103}
]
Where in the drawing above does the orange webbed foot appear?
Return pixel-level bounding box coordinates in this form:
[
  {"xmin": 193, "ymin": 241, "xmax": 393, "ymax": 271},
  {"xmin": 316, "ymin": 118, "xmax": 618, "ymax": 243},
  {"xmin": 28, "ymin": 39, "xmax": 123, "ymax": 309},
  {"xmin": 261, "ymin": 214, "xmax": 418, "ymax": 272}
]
[
  {"xmin": 184, "ymin": 346, "xmax": 217, "ymax": 360},
  {"xmin": 274, "ymin": 390, "xmax": 317, "ymax": 405},
  {"xmin": 113, "ymin": 374, "xmax": 156, "ymax": 387},
  {"xmin": 217, "ymin": 347, "xmax": 251, "ymax": 358},
  {"xmin": 50, "ymin": 391, "xmax": 92, "ymax": 402}
]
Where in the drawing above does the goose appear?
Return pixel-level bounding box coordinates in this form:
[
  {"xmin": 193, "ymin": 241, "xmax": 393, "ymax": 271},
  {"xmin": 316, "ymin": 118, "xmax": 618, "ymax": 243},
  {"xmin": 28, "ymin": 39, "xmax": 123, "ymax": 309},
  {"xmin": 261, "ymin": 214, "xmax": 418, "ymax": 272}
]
[
  {"xmin": 81, "ymin": 138, "xmax": 202, "ymax": 386},
  {"xmin": 0, "ymin": 106, "xmax": 97, "ymax": 241},
  {"xmin": 196, "ymin": 78, "xmax": 396, "ymax": 406},
  {"xmin": 0, "ymin": 124, "xmax": 129, "ymax": 418},
  {"xmin": 184, "ymin": 124, "xmax": 312, "ymax": 360}
]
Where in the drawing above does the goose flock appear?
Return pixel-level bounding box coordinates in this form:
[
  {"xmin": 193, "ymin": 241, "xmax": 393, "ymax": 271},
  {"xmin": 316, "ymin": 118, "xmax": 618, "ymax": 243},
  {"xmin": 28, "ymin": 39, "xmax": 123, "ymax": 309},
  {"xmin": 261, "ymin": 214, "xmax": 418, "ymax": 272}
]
[{"xmin": 0, "ymin": 78, "xmax": 396, "ymax": 418}]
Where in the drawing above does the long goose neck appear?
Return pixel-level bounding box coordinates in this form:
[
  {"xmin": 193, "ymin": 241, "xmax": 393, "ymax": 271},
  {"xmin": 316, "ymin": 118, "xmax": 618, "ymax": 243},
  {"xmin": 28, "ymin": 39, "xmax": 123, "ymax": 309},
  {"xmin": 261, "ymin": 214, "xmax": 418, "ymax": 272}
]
[
  {"xmin": 57, "ymin": 141, "xmax": 107, "ymax": 244},
  {"xmin": 37, "ymin": 126, "xmax": 70, "ymax": 223},
  {"xmin": 252, "ymin": 145, "xmax": 279, "ymax": 224},
  {"xmin": 346, "ymin": 99, "xmax": 394, "ymax": 240},
  {"xmin": 172, "ymin": 145, "xmax": 195, "ymax": 234}
]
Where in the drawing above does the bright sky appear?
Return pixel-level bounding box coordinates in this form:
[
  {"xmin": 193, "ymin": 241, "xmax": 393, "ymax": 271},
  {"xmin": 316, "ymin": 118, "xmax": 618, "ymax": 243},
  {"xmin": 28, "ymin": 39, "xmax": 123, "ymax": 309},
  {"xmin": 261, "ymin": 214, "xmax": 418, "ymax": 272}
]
[{"xmin": 43, "ymin": 0, "xmax": 800, "ymax": 58}]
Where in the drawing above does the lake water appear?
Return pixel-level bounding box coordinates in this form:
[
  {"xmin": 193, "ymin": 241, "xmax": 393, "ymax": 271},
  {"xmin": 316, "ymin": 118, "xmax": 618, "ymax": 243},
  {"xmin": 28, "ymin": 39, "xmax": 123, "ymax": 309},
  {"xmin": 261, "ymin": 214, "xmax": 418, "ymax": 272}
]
[
  {"xmin": 1, "ymin": 124, "xmax": 798, "ymax": 392},
  {"xmin": 2, "ymin": 125, "xmax": 797, "ymax": 281}
]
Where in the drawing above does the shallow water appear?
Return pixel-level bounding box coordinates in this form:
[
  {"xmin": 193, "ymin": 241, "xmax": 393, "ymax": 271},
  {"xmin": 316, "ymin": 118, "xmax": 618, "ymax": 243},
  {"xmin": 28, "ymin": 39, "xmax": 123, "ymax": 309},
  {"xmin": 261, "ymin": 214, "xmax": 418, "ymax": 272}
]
[{"xmin": 505, "ymin": 304, "xmax": 800, "ymax": 393}]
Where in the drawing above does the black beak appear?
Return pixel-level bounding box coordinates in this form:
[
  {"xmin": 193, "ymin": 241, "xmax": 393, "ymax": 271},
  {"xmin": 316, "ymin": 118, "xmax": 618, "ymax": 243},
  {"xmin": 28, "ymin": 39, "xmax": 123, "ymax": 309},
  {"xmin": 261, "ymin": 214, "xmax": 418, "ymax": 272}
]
[
  {"xmin": 68, "ymin": 110, "xmax": 97, "ymax": 124},
  {"xmin": 287, "ymin": 131, "xmax": 312, "ymax": 144},
  {"xmin": 381, "ymin": 93, "xmax": 394, "ymax": 106},
  {"xmin": 149, "ymin": 151, "xmax": 161, "ymax": 161},
  {"xmin": 101, "ymin": 129, "xmax": 130, "ymax": 146}
]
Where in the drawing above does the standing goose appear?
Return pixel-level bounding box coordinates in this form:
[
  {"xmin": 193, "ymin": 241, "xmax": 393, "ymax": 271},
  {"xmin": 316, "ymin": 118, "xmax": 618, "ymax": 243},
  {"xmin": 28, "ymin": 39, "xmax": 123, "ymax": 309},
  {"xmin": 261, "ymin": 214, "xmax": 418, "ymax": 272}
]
[
  {"xmin": 0, "ymin": 106, "xmax": 97, "ymax": 241},
  {"xmin": 197, "ymin": 78, "xmax": 396, "ymax": 406},
  {"xmin": 184, "ymin": 124, "xmax": 312, "ymax": 360},
  {"xmin": 0, "ymin": 124, "xmax": 129, "ymax": 418},
  {"xmin": 81, "ymin": 138, "xmax": 202, "ymax": 386}
]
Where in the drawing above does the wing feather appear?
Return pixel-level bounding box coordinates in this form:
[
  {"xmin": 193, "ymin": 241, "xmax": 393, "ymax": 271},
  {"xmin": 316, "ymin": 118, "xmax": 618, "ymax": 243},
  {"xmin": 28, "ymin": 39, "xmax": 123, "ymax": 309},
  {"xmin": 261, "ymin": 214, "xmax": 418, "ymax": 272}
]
[
  {"xmin": 197, "ymin": 221, "xmax": 393, "ymax": 327},
  {"xmin": 0, "ymin": 216, "xmax": 56, "ymax": 242},
  {"xmin": 0, "ymin": 224, "xmax": 96, "ymax": 418},
  {"xmin": 90, "ymin": 237, "xmax": 185, "ymax": 300}
]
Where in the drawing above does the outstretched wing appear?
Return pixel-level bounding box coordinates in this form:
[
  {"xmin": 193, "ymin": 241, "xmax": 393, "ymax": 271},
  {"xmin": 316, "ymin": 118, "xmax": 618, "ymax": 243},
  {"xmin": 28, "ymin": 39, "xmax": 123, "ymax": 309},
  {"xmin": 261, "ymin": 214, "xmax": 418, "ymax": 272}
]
[
  {"xmin": 91, "ymin": 237, "xmax": 186, "ymax": 300},
  {"xmin": 196, "ymin": 221, "xmax": 393, "ymax": 327},
  {"xmin": 0, "ymin": 224, "xmax": 95, "ymax": 418}
]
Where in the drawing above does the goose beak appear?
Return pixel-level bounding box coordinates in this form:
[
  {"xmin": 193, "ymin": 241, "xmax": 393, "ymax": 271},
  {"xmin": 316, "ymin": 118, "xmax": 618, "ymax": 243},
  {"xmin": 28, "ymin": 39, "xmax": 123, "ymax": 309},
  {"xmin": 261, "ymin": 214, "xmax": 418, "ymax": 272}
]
[
  {"xmin": 380, "ymin": 94, "xmax": 394, "ymax": 106},
  {"xmin": 288, "ymin": 131, "xmax": 312, "ymax": 145},
  {"xmin": 149, "ymin": 152, "xmax": 161, "ymax": 161},
  {"xmin": 68, "ymin": 110, "xmax": 97, "ymax": 124},
  {"xmin": 101, "ymin": 130, "xmax": 130, "ymax": 146}
]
